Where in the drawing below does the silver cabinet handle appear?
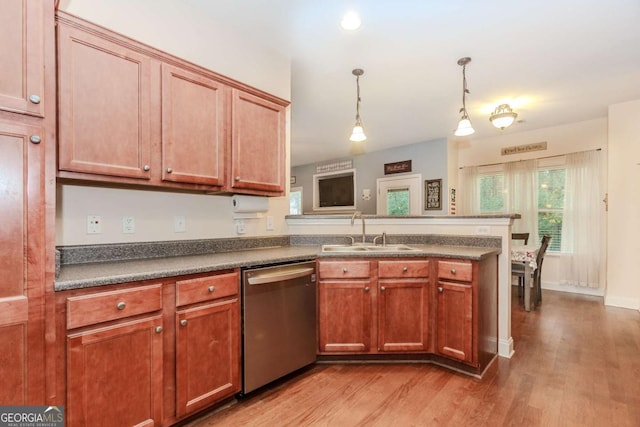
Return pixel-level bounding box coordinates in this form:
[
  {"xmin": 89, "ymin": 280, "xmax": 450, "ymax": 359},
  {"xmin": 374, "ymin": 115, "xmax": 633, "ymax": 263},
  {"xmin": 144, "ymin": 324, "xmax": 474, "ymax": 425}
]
[
  {"xmin": 364, "ymin": 287, "xmax": 370, "ymax": 292},
  {"xmin": 29, "ymin": 135, "xmax": 41, "ymax": 144},
  {"xmin": 438, "ymin": 287, "xmax": 443, "ymax": 293},
  {"xmin": 180, "ymin": 319, "xmax": 188, "ymax": 327},
  {"xmin": 235, "ymin": 176, "xmax": 241, "ymax": 181},
  {"xmin": 166, "ymin": 167, "xmax": 173, "ymax": 173},
  {"xmin": 380, "ymin": 286, "xmax": 386, "ymax": 291},
  {"xmin": 342, "ymin": 267, "xmax": 348, "ymax": 273},
  {"xmin": 402, "ymin": 267, "xmax": 408, "ymax": 272},
  {"xmin": 155, "ymin": 326, "xmax": 163, "ymax": 333},
  {"xmin": 116, "ymin": 301, "xmax": 126, "ymax": 310},
  {"xmin": 208, "ymin": 286, "xmax": 215, "ymax": 293},
  {"xmin": 143, "ymin": 165, "xmax": 150, "ymax": 171},
  {"xmin": 29, "ymin": 94, "xmax": 41, "ymax": 104},
  {"xmin": 450, "ymin": 268, "xmax": 456, "ymax": 275}
]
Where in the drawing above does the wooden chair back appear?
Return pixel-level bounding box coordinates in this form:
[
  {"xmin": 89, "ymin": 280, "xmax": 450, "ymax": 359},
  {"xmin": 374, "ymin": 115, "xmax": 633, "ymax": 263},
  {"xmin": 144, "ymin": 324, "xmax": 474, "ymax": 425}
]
[{"xmin": 512, "ymin": 232, "xmax": 530, "ymax": 245}]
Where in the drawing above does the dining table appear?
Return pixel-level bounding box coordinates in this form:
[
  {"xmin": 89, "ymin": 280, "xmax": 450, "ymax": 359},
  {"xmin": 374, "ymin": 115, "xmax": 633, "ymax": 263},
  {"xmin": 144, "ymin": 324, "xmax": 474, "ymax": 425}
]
[{"xmin": 511, "ymin": 244, "xmax": 540, "ymax": 311}]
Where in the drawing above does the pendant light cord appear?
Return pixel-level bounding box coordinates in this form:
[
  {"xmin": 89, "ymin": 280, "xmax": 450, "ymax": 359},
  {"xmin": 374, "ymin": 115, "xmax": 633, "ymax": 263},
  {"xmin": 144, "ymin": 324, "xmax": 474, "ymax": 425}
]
[
  {"xmin": 461, "ymin": 63, "xmax": 469, "ymax": 119},
  {"xmin": 355, "ymin": 74, "xmax": 362, "ymax": 122}
]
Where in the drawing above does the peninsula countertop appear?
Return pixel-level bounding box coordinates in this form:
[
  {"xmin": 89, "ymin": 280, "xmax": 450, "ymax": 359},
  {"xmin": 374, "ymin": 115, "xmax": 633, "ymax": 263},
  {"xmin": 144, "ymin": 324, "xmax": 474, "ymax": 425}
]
[{"xmin": 55, "ymin": 244, "xmax": 501, "ymax": 292}]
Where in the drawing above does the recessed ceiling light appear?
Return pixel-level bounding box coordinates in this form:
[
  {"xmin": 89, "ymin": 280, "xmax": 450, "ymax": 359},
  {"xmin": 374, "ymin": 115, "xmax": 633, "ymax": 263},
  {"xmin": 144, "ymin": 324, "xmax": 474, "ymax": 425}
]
[{"xmin": 340, "ymin": 11, "xmax": 361, "ymax": 30}]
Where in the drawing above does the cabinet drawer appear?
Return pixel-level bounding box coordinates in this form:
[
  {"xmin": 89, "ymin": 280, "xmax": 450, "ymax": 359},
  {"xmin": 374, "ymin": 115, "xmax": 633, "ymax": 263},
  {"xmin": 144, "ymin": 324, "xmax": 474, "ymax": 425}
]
[
  {"xmin": 176, "ymin": 271, "xmax": 239, "ymax": 307},
  {"xmin": 318, "ymin": 261, "xmax": 371, "ymax": 279},
  {"xmin": 378, "ymin": 260, "xmax": 430, "ymax": 278},
  {"xmin": 67, "ymin": 283, "xmax": 163, "ymax": 329},
  {"xmin": 438, "ymin": 260, "xmax": 473, "ymax": 282}
]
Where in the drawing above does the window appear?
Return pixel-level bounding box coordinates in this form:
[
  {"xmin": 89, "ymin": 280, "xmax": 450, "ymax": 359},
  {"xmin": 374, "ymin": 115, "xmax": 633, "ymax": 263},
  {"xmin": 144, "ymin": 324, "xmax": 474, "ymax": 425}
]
[
  {"xmin": 475, "ymin": 165, "xmax": 566, "ymax": 252},
  {"xmin": 537, "ymin": 168, "xmax": 565, "ymax": 251},
  {"xmin": 290, "ymin": 187, "xmax": 302, "ymax": 215},
  {"xmin": 386, "ymin": 188, "xmax": 410, "ymax": 215}
]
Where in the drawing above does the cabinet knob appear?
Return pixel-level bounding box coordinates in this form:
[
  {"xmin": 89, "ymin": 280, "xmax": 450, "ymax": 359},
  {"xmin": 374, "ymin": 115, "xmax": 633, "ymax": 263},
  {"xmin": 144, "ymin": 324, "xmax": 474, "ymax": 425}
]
[
  {"xmin": 143, "ymin": 165, "xmax": 150, "ymax": 171},
  {"xmin": 450, "ymin": 268, "xmax": 456, "ymax": 275},
  {"xmin": 166, "ymin": 167, "xmax": 173, "ymax": 173},
  {"xmin": 29, "ymin": 94, "xmax": 41, "ymax": 104},
  {"xmin": 402, "ymin": 267, "xmax": 408, "ymax": 272},
  {"xmin": 29, "ymin": 135, "xmax": 41, "ymax": 144},
  {"xmin": 180, "ymin": 319, "xmax": 188, "ymax": 327},
  {"xmin": 235, "ymin": 176, "xmax": 241, "ymax": 181},
  {"xmin": 342, "ymin": 267, "xmax": 348, "ymax": 273},
  {"xmin": 116, "ymin": 301, "xmax": 126, "ymax": 310},
  {"xmin": 438, "ymin": 287, "xmax": 443, "ymax": 293},
  {"xmin": 380, "ymin": 286, "xmax": 386, "ymax": 291},
  {"xmin": 364, "ymin": 287, "xmax": 370, "ymax": 292},
  {"xmin": 155, "ymin": 326, "xmax": 163, "ymax": 333},
  {"xmin": 208, "ymin": 286, "xmax": 215, "ymax": 293}
]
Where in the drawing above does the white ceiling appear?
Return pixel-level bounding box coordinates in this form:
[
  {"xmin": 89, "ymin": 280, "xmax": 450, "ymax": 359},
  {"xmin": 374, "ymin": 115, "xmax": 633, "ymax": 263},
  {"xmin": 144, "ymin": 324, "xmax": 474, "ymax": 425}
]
[{"xmin": 187, "ymin": 0, "xmax": 640, "ymax": 167}]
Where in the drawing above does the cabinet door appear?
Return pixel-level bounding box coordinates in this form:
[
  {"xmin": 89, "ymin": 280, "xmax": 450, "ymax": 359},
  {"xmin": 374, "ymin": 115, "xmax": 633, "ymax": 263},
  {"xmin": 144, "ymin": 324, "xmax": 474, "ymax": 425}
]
[
  {"xmin": 57, "ymin": 22, "xmax": 152, "ymax": 180},
  {"xmin": 318, "ymin": 280, "xmax": 372, "ymax": 353},
  {"xmin": 175, "ymin": 298, "xmax": 240, "ymax": 417},
  {"xmin": 67, "ymin": 315, "xmax": 163, "ymax": 426},
  {"xmin": 230, "ymin": 89, "xmax": 285, "ymax": 195},
  {"xmin": 436, "ymin": 281, "xmax": 473, "ymax": 364},
  {"xmin": 0, "ymin": 0, "xmax": 44, "ymax": 116},
  {"xmin": 161, "ymin": 64, "xmax": 226, "ymax": 187},
  {"xmin": 378, "ymin": 279, "xmax": 428, "ymax": 352},
  {"xmin": 0, "ymin": 120, "xmax": 45, "ymax": 404}
]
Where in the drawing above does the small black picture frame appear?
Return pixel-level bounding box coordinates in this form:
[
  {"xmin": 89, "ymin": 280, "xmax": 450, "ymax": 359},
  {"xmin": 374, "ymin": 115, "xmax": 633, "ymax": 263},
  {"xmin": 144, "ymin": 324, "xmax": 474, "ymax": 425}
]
[{"xmin": 425, "ymin": 179, "xmax": 442, "ymax": 210}]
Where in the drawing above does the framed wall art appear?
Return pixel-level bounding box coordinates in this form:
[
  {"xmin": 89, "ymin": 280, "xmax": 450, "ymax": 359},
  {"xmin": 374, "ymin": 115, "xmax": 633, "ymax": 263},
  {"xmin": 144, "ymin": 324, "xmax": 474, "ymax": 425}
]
[{"xmin": 424, "ymin": 179, "xmax": 442, "ymax": 210}]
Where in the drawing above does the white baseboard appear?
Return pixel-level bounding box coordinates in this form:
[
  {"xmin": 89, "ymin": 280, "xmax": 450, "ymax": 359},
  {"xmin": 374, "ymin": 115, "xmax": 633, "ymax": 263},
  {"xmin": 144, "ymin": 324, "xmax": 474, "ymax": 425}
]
[
  {"xmin": 541, "ymin": 282, "xmax": 605, "ymax": 297},
  {"xmin": 498, "ymin": 337, "xmax": 514, "ymax": 359},
  {"xmin": 604, "ymin": 295, "xmax": 640, "ymax": 311}
]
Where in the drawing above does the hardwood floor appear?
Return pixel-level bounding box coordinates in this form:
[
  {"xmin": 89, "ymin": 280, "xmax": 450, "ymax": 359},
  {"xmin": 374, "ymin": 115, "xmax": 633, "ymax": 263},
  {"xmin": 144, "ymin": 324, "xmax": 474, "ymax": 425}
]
[{"xmin": 186, "ymin": 290, "xmax": 640, "ymax": 427}]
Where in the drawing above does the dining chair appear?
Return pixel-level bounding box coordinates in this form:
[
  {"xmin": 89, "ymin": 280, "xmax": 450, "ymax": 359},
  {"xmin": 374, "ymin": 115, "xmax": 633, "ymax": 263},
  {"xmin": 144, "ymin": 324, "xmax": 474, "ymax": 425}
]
[
  {"xmin": 511, "ymin": 232, "xmax": 530, "ymax": 245},
  {"xmin": 512, "ymin": 235, "xmax": 551, "ymax": 307}
]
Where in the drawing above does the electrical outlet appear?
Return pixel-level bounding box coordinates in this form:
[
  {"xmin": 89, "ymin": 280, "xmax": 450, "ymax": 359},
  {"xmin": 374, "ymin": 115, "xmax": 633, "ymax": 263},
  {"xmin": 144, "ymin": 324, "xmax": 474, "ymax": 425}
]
[
  {"xmin": 266, "ymin": 215, "xmax": 274, "ymax": 231},
  {"xmin": 122, "ymin": 216, "xmax": 135, "ymax": 234},
  {"xmin": 174, "ymin": 215, "xmax": 186, "ymax": 233},
  {"xmin": 87, "ymin": 215, "xmax": 102, "ymax": 234},
  {"xmin": 236, "ymin": 220, "xmax": 246, "ymax": 234}
]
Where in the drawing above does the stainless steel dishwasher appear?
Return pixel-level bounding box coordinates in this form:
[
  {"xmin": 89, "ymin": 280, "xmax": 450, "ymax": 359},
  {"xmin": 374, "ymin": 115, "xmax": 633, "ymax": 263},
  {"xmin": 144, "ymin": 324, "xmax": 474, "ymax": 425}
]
[{"xmin": 241, "ymin": 260, "xmax": 317, "ymax": 394}]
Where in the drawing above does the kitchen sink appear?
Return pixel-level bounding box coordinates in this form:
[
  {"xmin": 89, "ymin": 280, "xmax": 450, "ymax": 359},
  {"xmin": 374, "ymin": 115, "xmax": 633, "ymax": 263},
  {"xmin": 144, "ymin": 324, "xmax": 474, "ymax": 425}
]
[{"xmin": 321, "ymin": 244, "xmax": 421, "ymax": 253}]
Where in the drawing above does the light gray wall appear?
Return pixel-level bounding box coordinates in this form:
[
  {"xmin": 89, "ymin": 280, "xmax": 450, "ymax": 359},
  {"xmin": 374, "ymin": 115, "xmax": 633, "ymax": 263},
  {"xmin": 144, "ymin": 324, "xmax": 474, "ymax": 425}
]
[{"xmin": 292, "ymin": 138, "xmax": 448, "ymax": 215}]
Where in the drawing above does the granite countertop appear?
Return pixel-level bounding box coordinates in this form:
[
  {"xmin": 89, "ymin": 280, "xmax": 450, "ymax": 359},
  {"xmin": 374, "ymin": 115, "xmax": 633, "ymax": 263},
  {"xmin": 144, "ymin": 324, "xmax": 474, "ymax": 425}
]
[{"xmin": 55, "ymin": 243, "xmax": 500, "ymax": 292}]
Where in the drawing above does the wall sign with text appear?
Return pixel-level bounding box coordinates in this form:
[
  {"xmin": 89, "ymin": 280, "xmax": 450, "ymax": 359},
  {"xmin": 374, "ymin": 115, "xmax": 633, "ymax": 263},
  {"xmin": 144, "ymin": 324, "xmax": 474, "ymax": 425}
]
[
  {"xmin": 384, "ymin": 160, "xmax": 412, "ymax": 175},
  {"xmin": 425, "ymin": 179, "xmax": 442, "ymax": 210}
]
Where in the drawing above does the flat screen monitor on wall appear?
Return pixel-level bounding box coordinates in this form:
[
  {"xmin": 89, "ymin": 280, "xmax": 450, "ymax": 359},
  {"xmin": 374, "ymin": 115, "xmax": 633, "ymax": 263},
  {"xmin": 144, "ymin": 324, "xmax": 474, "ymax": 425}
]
[{"xmin": 313, "ymin": 169, "xmax": 356, "ymax": 211}]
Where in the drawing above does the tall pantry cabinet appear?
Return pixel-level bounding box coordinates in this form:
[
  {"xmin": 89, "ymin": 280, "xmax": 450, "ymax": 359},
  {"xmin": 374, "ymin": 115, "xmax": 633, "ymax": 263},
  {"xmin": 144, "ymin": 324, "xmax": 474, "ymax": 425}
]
[{"xmin": 0, "ymin": 0, "xmax": 57, "ymax": 405}]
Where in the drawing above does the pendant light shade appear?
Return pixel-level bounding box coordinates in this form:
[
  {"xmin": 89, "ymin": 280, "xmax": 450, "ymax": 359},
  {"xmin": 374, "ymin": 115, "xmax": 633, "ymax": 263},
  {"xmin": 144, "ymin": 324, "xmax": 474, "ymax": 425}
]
[
  {"xmin": 489, "ymin": 103, "xmax": 518, "ymax": 130},
  {"xmin": 349, "ymin": 68, "xmax": 367, "ymax": 142},
  {"xmin": 454, "ymin": 57, "xmax": 475, "ymax": 137}
]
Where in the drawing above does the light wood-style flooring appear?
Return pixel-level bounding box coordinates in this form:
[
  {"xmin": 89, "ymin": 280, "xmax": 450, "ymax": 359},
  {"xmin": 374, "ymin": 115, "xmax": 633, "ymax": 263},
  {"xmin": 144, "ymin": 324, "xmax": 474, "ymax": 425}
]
[{"xmin": 187, "ymin": 290, "xmax": 640, "ymax": 426}]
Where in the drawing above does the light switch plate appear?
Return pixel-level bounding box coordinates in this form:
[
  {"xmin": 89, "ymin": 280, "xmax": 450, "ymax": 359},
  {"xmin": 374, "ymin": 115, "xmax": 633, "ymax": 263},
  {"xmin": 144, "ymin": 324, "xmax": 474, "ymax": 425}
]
[
  {"xmin": 174, "ymin": 215, "xmax": 186, "ymax": 233},
  {"xmin": 122, "ymin": 216, "xmax": 135, "ymax": 234}
]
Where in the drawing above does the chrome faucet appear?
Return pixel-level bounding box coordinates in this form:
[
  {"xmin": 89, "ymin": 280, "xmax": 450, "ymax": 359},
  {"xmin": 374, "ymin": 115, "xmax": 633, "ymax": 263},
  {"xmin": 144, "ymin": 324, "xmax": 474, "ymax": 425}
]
[
  {"xmin": 373, "ymin": 232, "xmax": 387, "ymax": 247},
  {"xmin": 350, "ymin": 211, "xmax": 366, "ymax": 243}
]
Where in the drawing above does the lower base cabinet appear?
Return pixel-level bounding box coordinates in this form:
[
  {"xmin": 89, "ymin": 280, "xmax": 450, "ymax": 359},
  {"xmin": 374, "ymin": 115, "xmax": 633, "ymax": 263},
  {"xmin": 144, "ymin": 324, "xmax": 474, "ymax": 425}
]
[
  {"xmin": 58, "ymin": 270, "xmax": 241, "ymax": 427},
  {"xmin": 67, "ymin": 315, "xmax": 164, "ymax": 426}
]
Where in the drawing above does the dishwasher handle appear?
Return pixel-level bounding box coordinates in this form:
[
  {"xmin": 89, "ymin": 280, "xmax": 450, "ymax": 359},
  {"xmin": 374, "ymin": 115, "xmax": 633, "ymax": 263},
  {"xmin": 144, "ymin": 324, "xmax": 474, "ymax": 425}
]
[{"xmin": 247, "ymin": 267, "xmax": 315, "ymax": 285}]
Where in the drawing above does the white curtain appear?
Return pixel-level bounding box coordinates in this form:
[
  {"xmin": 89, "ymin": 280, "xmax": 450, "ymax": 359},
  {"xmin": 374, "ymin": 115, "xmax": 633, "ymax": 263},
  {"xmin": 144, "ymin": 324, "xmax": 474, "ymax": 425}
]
[
  {"xmin": 505, "ymin": 160, "xmax": 538, "ymax": 239},
  {"xmin": 560, "ymin": 150, "xmax": 604, "ymax": 288},
  {"xmin": 458, "ymin": 166, "xmax": 480, "ymax": 214}
]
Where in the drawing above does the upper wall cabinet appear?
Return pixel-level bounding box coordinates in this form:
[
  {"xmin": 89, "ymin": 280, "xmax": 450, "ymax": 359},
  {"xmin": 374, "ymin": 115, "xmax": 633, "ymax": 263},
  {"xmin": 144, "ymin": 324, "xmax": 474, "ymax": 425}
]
[
  {"xmin": 57, "ymin": 22, "xmax": 153, "ymax": 181},
  {"xmin": 0, "ymin": 0, "xmax": 46, "ymax": 117},
  {"xmin": 55, "ymin": 12, "xmax": 289, "ymax": 195},
  {"xmin": 230, "ymin": 89, "xmax": 286, "ymax": 195}
]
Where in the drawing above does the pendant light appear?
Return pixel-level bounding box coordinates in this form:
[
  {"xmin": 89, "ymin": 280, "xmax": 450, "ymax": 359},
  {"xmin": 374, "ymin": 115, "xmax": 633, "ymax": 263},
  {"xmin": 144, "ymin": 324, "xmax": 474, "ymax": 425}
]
[
  {"xmin": 349, "ymin": 68, "xmax": 367, "ymax": 142},
  {"xmin": 489, "ymin": 103, "xmax": 518, "ymax": 130},
  {"xmin": 454, "ymin": 57, "xmax": 475, "ymax": 137}
]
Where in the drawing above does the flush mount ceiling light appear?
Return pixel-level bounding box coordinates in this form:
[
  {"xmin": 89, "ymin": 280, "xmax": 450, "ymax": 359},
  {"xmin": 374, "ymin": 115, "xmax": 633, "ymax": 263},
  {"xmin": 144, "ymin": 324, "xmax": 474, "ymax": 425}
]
[
  {"xmin": 489, "ymin": 103, "xmax": 518, "ymax": 130},
  {"xmin": 454, "ymin": 57, "xmax": 475, "ymax": 137},
  {"xmin": 340, "ymin": 11, "xmax": 362, "ymax": 30},
  {"xmin": 349, "ymin": 68, "xmax": 367, "ymax": 142}
]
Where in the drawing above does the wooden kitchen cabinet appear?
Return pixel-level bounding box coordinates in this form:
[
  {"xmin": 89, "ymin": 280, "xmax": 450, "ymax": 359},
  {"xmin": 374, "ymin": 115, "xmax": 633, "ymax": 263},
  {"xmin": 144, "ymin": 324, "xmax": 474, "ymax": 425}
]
[
  {"xmin": 229, "ymin": 89, "xmax": 286, "ymax": 195},
  {"xmin": 0, "ymin": 120, "xmax": 47, "ymax": 405},
  {"xmin": 378, "ymin": 260, "xmax": 430, "ymax": 352},
  {"xmin": 64, "ymin": 283, "xmax": 164, "ymax": 426},
  {"xmin": 174, "ymin": 273, "xmax": 240, "ymax": 418},
  {"xmin": 161, "ymin": 64, "xmax": 226, "ymax": 188},
  {"xmin": 0, "ymin": 0, "xmax": 46, "ymax": 117},
  {"xmin": 57, "ymin": 17, "xmax": 153, "ymax": 181},
  {"xmin": 317, "ymin": 260, "xmax": 373, "ymax": 353},
  {"xmin": 56, "ymin": 12, "xmax": 289, "ymax": 195}
]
